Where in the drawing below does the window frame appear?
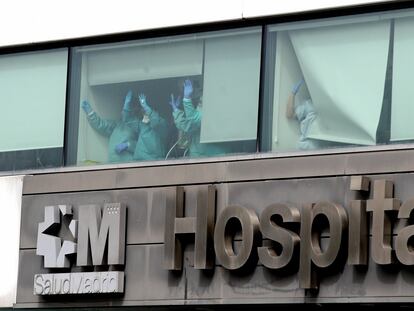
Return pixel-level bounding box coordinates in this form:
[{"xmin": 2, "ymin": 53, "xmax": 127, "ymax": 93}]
[{"xmin": 0, "ymin": 1, "xmax": 412, "ymax": 175}]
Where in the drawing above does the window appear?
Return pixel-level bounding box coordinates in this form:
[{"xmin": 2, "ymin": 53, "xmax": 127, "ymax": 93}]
[
  {"xmin": 66, "ymin": 28, "xmax": 262, "ymax": 166},
  {"xmin": 0, "ymin": 49, "xmax": 68, "ymax": 171},
  {"xmin": 3, "ymin": 8, "xmax": 413, "ymax": 174},
  {"xmin": 261, "ymin": 12, "xmax": 404, "ymax": 153},
  {"xmin": 391, "ymin": 15, "xmax": 414, "ymax": 142}
]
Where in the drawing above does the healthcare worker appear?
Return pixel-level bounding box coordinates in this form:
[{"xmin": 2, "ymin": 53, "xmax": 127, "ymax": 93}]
[
  {"xmin": 131, "ymin": 93, "xmax": 168, "ymax": 161},
  {"xmin": 170, "ymin": 79, "xmax": 228, "ymax": 158},
  {"xmin": 81, "ymin": 90, "xmax": 138, "ymax": 163},
  {"xmin": 286, "ymin": 78, "xmax": 321, "ymax": 150}
]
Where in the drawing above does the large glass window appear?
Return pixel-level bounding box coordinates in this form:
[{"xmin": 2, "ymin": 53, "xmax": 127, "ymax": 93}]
[
  {"xmin": 6, "ymin": 9, "xmax": 414, "ymax": 174},
  {"xmin": 67, "ymin": 28, "xmax": 262, "ymax": 166},
  {"xmin": 0, "ymin": 49, "xmax": 68, "ymax": 171},
  {"xmin": 262, "ymin": 13, "xmax": 403, "ymax": 153},
  {"xmin": 391, "ymin": 16, "xmax": 414, "ymax": 142}
]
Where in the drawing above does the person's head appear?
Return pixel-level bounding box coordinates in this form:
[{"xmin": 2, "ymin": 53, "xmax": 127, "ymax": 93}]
[
  {"xmin": 191, "ymin": 76, "xmax": 203, "ymax": 107},
  {"xmin": 191, "ymin": 77, "xmax": 202, "ymax": 101},
  {"xmin": 177, "ymin": 76, "xmax": 202, "ymax": 105}
]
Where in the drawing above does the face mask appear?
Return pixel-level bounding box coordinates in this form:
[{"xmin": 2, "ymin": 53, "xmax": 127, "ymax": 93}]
[{"xmin": 142, "ymin": 114, "xmax": 150, "ymax": 124}]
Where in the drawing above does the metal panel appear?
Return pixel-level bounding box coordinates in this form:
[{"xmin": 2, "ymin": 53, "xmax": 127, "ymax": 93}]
[
  {"xmin": 223, "ymin": 176, "xmax": 349, "ymax": 216},
  {"xmin": 17, "ymin": 250, "xmax": 46, "ymax": 304},
  {"xmin": 20, "ymin": 185, "xmax": 215, "ymax": 249},
  {"xmin": 20, "ymin": 188, "xmax": 171, "ymax": 249},
  {"xmin": 17, "ymin": 245, "xmax": 185, "ymax": 306},
  {"xmin": 21, "ymin": 149, "xmax": 414, "ymax": 195},
  {"xmin": 186, "ymin": 265, "xmax": 303, "ymax": 302},
  {"xmin": 18, "ymin": 172, "xmax": 414, "ymax": 306},
  {"xmin": 123, "ymin": 245, "xmax": 185, "ymax": 302},
  {"xmin": 23, "ymin": 162, "xmax": 228, "ymax": 194},
  {"xmin": 345, "ymin": 149, "xmax": 414, "ymax": 174},
  {"xmin": 315, "ymin": 246, "xmax": 414, "ymax": 300}
]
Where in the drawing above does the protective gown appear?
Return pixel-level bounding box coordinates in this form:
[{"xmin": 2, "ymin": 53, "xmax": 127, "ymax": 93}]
[
  {"xmin": 294, "ymin": 99, "xmax": 321, "ymax": 150},
  {"xmin": 131, "ymin": 109, "xmax": 168, "ymax": 161},
  {"xmin": 173, "ymin": 98, "xmax": 227, "ymax": 157},
  {"xmin": 85, "ymin": 110, "xmax": 138, "ymax": 163}
]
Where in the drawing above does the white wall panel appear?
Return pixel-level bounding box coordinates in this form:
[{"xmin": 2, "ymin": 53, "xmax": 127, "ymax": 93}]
[
  {"xmin": 243, "ymin": 0, "xmax": 390, "ymax": 18},
  {"xmin": 0, "ymin": 176, "xmax": 23, "ymax": 307},
  {"xmin": 0, "ymin": 0, "xmax": 391, "ymax": 48},
  {"xmin": 0, "ymin": 0, "xmax": 243, "ymax": 47}
]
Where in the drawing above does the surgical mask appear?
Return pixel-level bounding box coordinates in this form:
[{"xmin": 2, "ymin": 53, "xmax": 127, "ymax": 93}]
[{"xmin": 142, "ymin": 114, "xmax": 150, "ymax": 124}]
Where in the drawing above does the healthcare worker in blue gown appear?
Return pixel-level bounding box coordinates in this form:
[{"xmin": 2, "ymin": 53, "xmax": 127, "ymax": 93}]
[
  {"xmin": 286, "ymin": 78, "xmax": 322, "ymax": 150},
  {"xmin": 81, "ymin": 90, "xmax": 139, "ymax": 163},
  {"xmin": 131, "ymin": 93, "xmax": 168, "ymax": 161}
]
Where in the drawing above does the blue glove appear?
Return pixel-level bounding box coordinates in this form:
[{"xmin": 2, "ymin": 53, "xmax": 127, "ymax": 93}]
[
  {"xmin": 169, "ymin": 94, "xmax": 181, "ymax": 112},
  {"xmin": 292, "ymin": 78, "xmax": 304, "ymax": 95},
  {"xmin": 123, "ymin": 90, "xmax": 133, "ymax": 111},
  {"xmin": 81, "ymin": 100, "xmax": 93, "ymax": 114},
  {"xmin": 183, "ymin": 79, "xmax": 193, "ymax": 99},
  {"xmin": 138, "ymin": 93, "xmax": 152, "ymax": 114},
  {"xmin": 115, "ymin": 141, "xmax": 129, "ymax": 154}
]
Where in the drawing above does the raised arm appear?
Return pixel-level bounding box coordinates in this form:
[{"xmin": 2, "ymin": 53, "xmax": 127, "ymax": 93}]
[
  {"xmin": 81, "ymin": 100, "xmax": 116, "ymax": 137},
  {"xmin": 286, "ymin": 78, "xmax": 304, "ymax": 119}
]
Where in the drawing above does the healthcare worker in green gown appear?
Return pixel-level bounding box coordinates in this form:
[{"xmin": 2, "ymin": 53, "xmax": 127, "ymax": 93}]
[
  {"xmin": 170, "ymin": 79, "xmax": 228, "ymax": 158},
  {"xmin": 81, "ymin": 90, "xmax": 138, "ymax": 163},
  {"xmin": 131, "ymin": 93, "xmax": 168, "ymax": 161}
]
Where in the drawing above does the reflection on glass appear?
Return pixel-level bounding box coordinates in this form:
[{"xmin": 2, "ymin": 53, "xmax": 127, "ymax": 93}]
[{"xmin": 69, "ymin": 28, "xmax": 262, "ymax": 166}]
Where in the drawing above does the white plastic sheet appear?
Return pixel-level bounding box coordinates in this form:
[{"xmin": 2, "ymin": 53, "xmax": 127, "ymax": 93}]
[
  {"xmin": 289, "ymin": 21, "xmax": 390, "ymax": 145},
  {"xmin": 87, "ymin": 40, "xmax": 203, "ymax": 86},
  {"xmin": 201, "ymin": 30, "xmax": 261, "ymax": 143}
]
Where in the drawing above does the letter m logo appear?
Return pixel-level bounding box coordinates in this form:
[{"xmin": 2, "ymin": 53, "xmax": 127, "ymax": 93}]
[{"xmin": 76, "ymin": 203, "xmax": 127, "ymax": 266}]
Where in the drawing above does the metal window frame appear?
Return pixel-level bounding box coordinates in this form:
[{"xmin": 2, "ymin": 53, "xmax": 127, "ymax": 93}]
[{"xmin": 0, "ymin": 1, "xmax": 412, "ymax": 177}]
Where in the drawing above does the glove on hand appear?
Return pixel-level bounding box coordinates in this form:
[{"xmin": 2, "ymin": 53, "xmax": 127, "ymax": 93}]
[
  {"xmin": 81, "ymin": 100, "xmax": 93, "ymax": 114},
  {"xmin": 115, "ymin": 141, "xmax": 129, "ymax": 154},
  {"xmin": 123, "ymin": 90, "xmax": 133, "ymax": 111},
  {"xmin": 169, "ymin": 94, "xmax": 181, "ymax": 112},
  {"xmin": 292, "ymin": 78, "xmax": 304, "ymax": 95},
  {"xmin": 183, "ymin": 79, "xmax": 193, "ymax": 99},
  {"xmin": 138, "ymin": 93, "xmax": 152, "ymax": 114}
]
